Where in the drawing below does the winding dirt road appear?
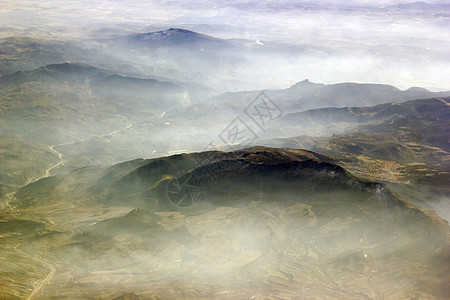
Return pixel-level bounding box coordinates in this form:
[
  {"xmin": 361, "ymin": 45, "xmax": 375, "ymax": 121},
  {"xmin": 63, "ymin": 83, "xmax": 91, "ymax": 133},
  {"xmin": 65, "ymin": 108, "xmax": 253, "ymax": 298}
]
[
  {"xmin": 45, "ymin": 145, "xmax": 64, "ymax": 177},
  {"xmin": 14, "ymin": 243, "xmax": 56, "ymax": 300},
  {"xmin": 5, "ymin": 146, "xmax": 64, "ymax": 298},
  {"xmin": 4, "ymin": 145, "xmax": 64, "ymax": 212}
]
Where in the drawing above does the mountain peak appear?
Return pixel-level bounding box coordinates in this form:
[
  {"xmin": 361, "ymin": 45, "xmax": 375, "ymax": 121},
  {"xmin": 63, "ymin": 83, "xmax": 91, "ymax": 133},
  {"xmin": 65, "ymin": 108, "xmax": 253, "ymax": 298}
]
[
  {"xmin": 128, "ymin": 28, "xmax": 239, "ymax": 52},
  {"xmin": 157, "ymin": 28, "xmax": 197, "ymax": 36},
  {"xmin": 166, "ymin": 27, "xmax": 193, "ymax": 33},
  {"xmin": 291, "ymin": 79, "xmax": 315, "ymax": 87},
  {"xmin": 287, "ymin": 79, "xmax": 320, "ymax": 90},
  {"xmin": 136, "ymin": 28, "xmax": 213, "ymax": 42},
  {"xmin": 404, "ymin": 86, "xmax": 429, "ymax": 93}
]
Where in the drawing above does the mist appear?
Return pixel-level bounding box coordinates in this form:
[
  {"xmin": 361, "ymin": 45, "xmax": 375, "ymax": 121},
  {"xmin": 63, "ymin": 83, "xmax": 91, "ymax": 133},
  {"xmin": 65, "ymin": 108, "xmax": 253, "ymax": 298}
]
[
  {"xmin": 1, "ymin": 0, "xmax": 450, "ymax": 91},
  {"xmin": 4, "ymin": 152, "xmax": 448, "ymax": 298},
  {"xmin": 1, "ymin": 1, "xmax": 449, "ymax": 299}
]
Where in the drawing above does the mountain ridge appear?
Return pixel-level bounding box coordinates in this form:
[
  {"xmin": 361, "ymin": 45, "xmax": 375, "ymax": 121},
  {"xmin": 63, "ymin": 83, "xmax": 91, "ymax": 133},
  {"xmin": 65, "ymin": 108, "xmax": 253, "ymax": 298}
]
[
  {"xmin": 14, "ymin": 145, "xmax": 446, "ymax": 226},
  {"xmin": 0, "ymin": 62, "xmax": 178, "ymax": 88},
  {"xmin": 210, "ymin": 79, "xmax": 450, "ymax": 112}
]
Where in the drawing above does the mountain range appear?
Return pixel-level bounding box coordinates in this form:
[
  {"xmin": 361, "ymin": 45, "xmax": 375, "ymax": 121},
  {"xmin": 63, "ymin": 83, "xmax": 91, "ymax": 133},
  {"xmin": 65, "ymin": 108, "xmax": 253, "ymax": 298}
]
[
  {"xmin": 1, "ymin": 21, "xmax": 450, "ymax": 299},
  {"xmin": 1, "ymin": 62, "xmax": 449, "ymax": 200}
]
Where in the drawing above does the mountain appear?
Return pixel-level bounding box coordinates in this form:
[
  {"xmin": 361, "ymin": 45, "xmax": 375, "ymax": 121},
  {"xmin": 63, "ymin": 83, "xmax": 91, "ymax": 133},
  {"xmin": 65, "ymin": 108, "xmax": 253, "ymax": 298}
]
[
  {"xmin": 210, "ymin": 79, "xmax": 450, "ymax": 113},
  {"xmin": 102, "ymin": 28, "xmax": 254, "ymax": 91},
  {"xmin": 168, "ymin": 81, "xmax": 450, "ymax": 126},
  {"xmin": 0, "ymin": 37, "xmax": 96, "ymax": 75},
  {"xmin": 163, "ymin": 80, "xmax": 450, "ymax": 134},
  {"xmin": 1, "ymin": 62, "xmax": 178, "ymax": 90},
  {"xmin": 3, "ymin": 147, "xmax": 449, "ymax": 299},
  {"xmin": 268, "ymin": 97, "xmax": 450, "ymax": 160},
  {"xmin": 0, "ymin": 62, "xmax": 187, "ymax": 146},
  {"xmin": 278, "ymin": 96, "xmax": 450, "ymax": 141},
  {"xmin": 3, "ymin": 66, "xmax": 448, "ymax": 200},
  {"xmin": 0, "ymin": 37, "xmax": 164, "ymax": 77},
  {"xmin": 0, "ymin": 62, "xmax": 215, "ymax": 103},
  {"xmin": 264, "ymin": 97, "xmax": 450, "ymax": 174},
  {"xmin": 389, "ymin": 1, "xmax": 450, "ymax": 12},
  {"xmin": 111, "ymin": 28, "xmax": 246, "ymax": 57},
  {"xmin": 161, "ymin": 82, "xmax": 450, "ymax": 140},
  {"xmin": 131, "ymin": 28, "xmax": 238, "ymax": 50},
  {"xmin": 0, "ymin": 63, "xmax": 215, "ymax": 196},
  {"xmin": 261, "ymin": 98, "xmax": 450, "ymax": 221}
]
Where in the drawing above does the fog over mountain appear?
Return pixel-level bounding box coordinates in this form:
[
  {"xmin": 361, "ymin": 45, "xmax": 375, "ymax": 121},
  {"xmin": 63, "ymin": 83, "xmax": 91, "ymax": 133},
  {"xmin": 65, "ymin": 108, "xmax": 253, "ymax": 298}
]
[
  {"xmin": 2, "ymin": 0, "xmax": 450, "ymax": 90},
  {"xmin": 1, "ymin": 1, "xmax": 449, "ymax": 299}
]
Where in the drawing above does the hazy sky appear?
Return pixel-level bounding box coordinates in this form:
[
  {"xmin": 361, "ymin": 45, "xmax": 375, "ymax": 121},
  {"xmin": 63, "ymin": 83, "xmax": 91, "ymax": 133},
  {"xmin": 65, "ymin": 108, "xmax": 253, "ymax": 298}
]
[{"xmin": 1, "ymin": 0, "xmax": 449, "ymax": 90}]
